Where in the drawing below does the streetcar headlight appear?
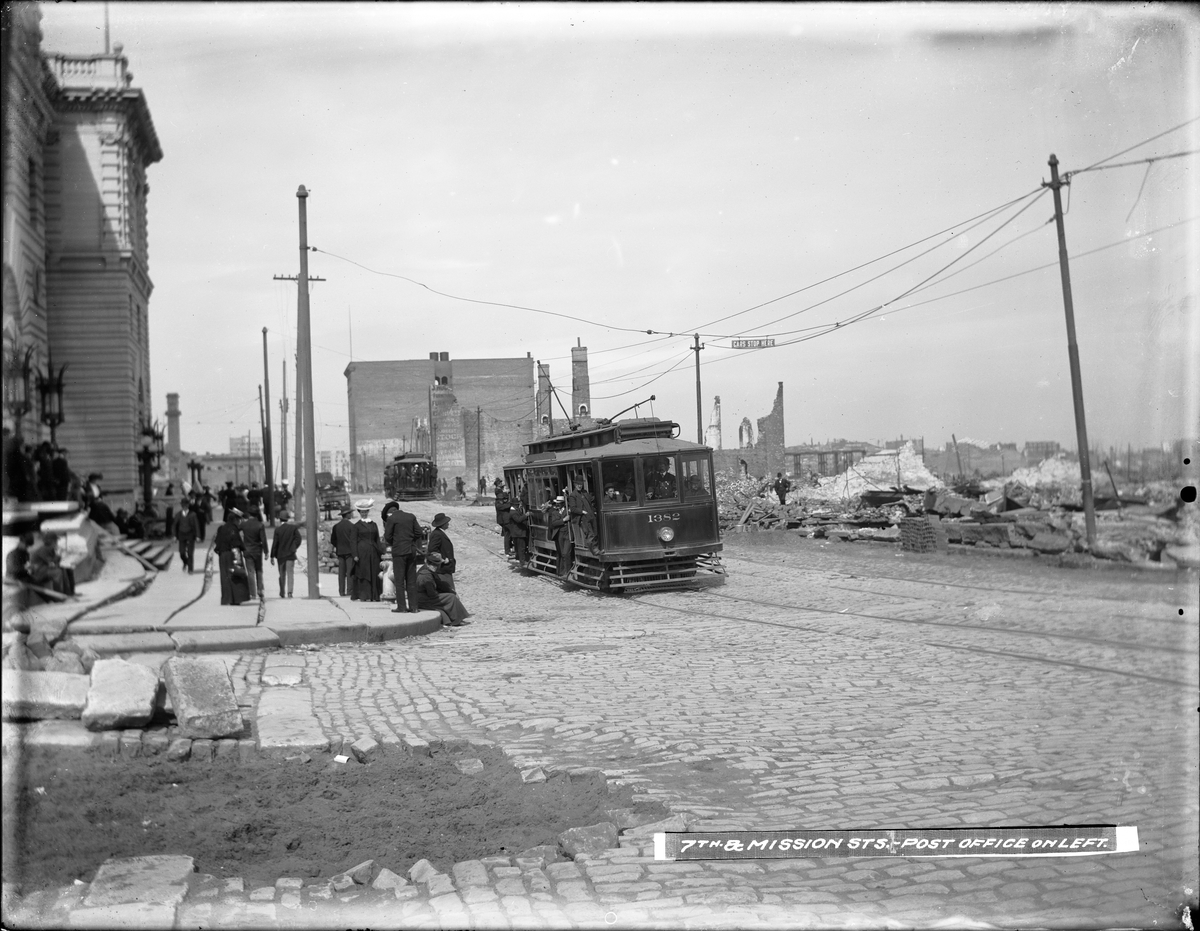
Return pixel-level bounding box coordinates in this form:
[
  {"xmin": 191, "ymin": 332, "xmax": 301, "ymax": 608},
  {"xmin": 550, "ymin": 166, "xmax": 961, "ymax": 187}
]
[{"xmin": 657, "ymin": 526, "xmax": 675, "ymax": 543}]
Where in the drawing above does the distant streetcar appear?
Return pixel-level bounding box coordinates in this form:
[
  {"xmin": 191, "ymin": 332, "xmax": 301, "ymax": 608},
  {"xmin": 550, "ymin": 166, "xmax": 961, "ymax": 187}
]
[
  {"xmin": 383, "ymin": 453, "xmax": 438, "ymax": 501},
  {"xmin": 502, "ymin": 417, "xmax": 725, "ymax": 592}
]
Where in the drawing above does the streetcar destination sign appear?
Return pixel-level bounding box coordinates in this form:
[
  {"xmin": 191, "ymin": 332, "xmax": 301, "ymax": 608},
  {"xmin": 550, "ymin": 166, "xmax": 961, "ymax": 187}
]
[{"xmin": 730, "ymin": 338, "xmax": 775, "ymax": 349}]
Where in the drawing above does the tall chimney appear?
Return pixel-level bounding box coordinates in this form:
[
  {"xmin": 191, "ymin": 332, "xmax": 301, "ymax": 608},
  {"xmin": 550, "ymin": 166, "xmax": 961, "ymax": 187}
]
[
  {"xmin": 166, "ymin": 393, "xmax": 181, "ymax": 477},
  {"xmin": 571, "ymin": 338, "xmax": 590, "ymax": 419}
]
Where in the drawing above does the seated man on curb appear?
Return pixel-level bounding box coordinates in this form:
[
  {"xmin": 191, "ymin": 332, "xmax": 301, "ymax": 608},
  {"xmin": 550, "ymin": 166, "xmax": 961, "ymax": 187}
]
[{"xmin": 415, "ymin": 552, "xmax": 471, "ymax": 627}]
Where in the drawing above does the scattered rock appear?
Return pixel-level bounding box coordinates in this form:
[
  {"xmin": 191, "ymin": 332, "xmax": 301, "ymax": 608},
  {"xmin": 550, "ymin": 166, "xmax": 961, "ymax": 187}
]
[
  {"xmin": 371, "ymin": 868, "xmax": 407, "ymax": 892},
  {"xmin": 624, "ymin": 813, "xmax": 688, "ymax": 837},
  {"xmin": 162, "ymin": 656, "xmax": 244, "ymax": 739},
  {"xmin": 81, "ymin": 658, "xmax": 160, "ymax": 731},
  {"xmin": 165, "ymin": 738, "xmax": 192, "ymax": 762},
  {"xmin": 557, "ymin": 822, "xmax": 618, "ymax": 859},
  {"xmin": 1, "ymin": 643, "xmax": 38, "ymax": 672},
  {"xmin": 453, "ymin": 758, "xmax": 484, "ymax": 775},
  {"xmin": 1028, "ymin": 532, "xmax": 1071, "ymax": 554},
  {"xmin": 515, "ymin": 845, "xmax": 564, "ymax": 868},
  {"xmin": 349, "ymin": 736, "xmax": 379, "ymax": 764},
  {"xmin": 407, "ymin": 859, "xmax": 438, "ymax": 884},
  {"xmin": 41, "ymin": 651, "xmax": 85, "ymax": 676},
  {"xmin": 520, "ymin": 767, "xmax": 546, "ymax": 784},
  {"xmin": 25, "ymin": 632, "xmax": 53, "ymax": 659},
  {"xmin": 345, "ymin": 860, "xmax": 376, "ymax": 885}
]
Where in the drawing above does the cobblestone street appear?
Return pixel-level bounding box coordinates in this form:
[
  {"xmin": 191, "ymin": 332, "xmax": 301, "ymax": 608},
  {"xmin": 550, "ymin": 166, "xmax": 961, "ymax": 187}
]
[{"xmin": 278, "ymin": 501, "xmax": 1198, "ymax": 928}]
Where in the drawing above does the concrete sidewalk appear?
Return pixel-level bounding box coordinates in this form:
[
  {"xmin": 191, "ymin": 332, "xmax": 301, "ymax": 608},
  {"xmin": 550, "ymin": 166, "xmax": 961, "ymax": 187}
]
[{"xmin": 60, "ymin": 554, "xmax": 441, "ymax": 656}]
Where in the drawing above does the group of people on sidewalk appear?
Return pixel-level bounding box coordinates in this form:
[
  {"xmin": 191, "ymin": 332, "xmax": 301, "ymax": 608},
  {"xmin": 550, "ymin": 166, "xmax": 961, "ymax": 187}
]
[
  {"xmin": 328, "ymin": 500, "xmax": 470, "ymax": 628},
  {"xmin": 210, "ymin": 506, "xmax": 302, "ymax": 606}
]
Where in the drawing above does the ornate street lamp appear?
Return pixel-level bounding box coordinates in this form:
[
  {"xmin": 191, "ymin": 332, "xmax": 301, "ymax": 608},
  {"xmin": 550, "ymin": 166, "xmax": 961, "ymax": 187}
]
[
  {"xmin": 4, "ymin": 345, "xmax": 34, "ymax": 435},
  {"xmin": 136, "ymin": 419, "xmax": 165, "ymax": 515},
  {"xmin": 187, "ymin": 457, "xmax": 204, "ymax": 487},
  {"xmin": 37, "ymin": 359, "xmax": 67, "ymax": 448}
]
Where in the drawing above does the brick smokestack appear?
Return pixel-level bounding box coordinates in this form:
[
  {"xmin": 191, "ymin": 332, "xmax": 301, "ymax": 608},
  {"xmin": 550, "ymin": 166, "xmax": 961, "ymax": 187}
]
[
  {"xmin": 571, "ymin": 339, "xmax": 590, "ymax": 420},
  {"xmin": 166, "ymin": 393, "xmax": 181, "ymax": 475}
]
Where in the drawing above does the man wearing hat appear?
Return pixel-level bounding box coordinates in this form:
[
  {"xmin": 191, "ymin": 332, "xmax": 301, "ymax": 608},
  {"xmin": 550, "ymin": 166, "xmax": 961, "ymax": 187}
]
[
  {"xmin": 270, "ymin": 509, "xmax": 303, "ymax": 598},
  {"xmin": 384, "ymin": 501, "xmax": 424, "ymax": 613},
  {"xmin": 329, "ymin": 504, "xmax": 358, "ymax": 597},
  {"xmin": 352, "ymin": 498, "xmax": 385, "ymax": 602},
  {"xmin": 415, "ymin": 552, "xmax": 471, "ymax": 626},
  {"xmin": 240, "ymin": 506, "xmax": 268, "ymax": 600},
  {"xmin": 426, "ymin": 512, "xmax": 457, "ymax": 592},
  {"xmin": 546, "ymin": 495, "xmax": 572, "ymax": 577}
]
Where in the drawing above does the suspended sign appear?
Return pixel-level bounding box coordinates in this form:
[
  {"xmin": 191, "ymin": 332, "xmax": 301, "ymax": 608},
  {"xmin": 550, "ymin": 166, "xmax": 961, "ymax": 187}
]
[{"xmin": 730, "ymin": 338, "xmax": 775, "ymax": 349}]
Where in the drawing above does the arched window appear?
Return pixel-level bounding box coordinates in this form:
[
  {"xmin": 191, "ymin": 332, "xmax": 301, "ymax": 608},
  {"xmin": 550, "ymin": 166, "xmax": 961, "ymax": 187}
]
[
  {"xmin": 578, "ymin": 404, "xmax": 589, "ymax": 417},
  {"xmin": 540, "ymin": 415, "xmax": 549, "ymax": 425}
]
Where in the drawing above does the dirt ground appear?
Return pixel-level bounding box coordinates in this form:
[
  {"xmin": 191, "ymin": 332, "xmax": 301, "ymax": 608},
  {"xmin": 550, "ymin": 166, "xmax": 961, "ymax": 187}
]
[{"xmin": 5, "ymin": 745, "xmax": 652, "ymax": 891}]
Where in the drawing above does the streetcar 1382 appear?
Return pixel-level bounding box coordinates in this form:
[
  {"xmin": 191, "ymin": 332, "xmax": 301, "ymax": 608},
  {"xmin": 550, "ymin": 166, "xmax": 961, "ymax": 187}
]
[{"xmin": 502, "ymin": 417, "xmax": 725, "ymax": 592}]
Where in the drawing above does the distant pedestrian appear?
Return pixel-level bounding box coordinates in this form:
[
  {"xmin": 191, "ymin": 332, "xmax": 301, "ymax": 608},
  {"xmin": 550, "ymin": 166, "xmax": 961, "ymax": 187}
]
[
  {"xmin": 455, "ymin": 476, "xmax": 465, "ymax": 500},
  {"xmin": 213, "ymin": 509, "xmax": 247, "ymax": 606},
  {"xmin": 240, "ymin": 506, "xmax": 268, "ymax": 600},
  {"xmin": 493, "ymin": 476, "xmax": 504, "ymax": 498},
  {"xmin": 270, "ymin": 510, "xmax": 302, "ymax": 598},
  {"xmin": 384, "ymin": 502, "xmax": 424, "ymax": 613},
  {"xmin": 174, "ymin": 500, "xmax": 200, "ymax": 574},
  {"xmin": 29, "ymin": 531, "xmax": 75, "ymax": 596},
  {"xmin": 773, "ymin": 472, "xmax": 791, "ymax": 506},
  {"xmin": 416, "ymin": 552, "xmax": 471, "ymax": 626},
  {"xmin": 425, "ymin": 513, "xmax": 457, "ymax": 593},
  {"xmin": 330, "ymin": 504, "xmax": 357, "ymax": 597}
]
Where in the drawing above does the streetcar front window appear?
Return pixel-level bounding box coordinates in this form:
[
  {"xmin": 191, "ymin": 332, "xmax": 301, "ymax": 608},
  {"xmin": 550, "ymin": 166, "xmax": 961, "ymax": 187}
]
[
  {"xmin": 642, "ymin": 455, "xmax": 678, "ymax": 501},
  {"xmin": 601, "ymin": 458, "xmax": 638, "ymax": 504},
  {"xmin": 681, "ymin": 457, "xmax": 711, "ymax": 497}
]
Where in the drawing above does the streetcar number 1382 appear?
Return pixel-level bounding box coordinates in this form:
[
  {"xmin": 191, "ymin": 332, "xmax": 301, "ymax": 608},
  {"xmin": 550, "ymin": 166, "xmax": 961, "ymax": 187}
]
[{"xmin": 648, "ymin": 513, "xmax": 681, "ymax": 523}]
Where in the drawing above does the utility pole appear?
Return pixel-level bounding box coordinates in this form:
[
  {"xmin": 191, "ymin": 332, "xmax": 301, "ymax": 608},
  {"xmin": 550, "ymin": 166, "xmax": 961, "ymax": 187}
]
[
  {"xmin": 296, "ymin": 186, "xmax": 320, "ymax": 598},
  {"xmin": 1044, "ymin": 154, "xmax": 1097, "ymax": 547},
  {"xmin": 476, "ymin": 406, "xmax": 482, "ymax": 496},
  {"xmin": 294, "ymin": 351, "xmax": 302, "ymax": 518},
  {"xmin": 692, "ymin": 334, "xmax": 704, "ymax": 443},
  {"xmin": 280, "ymin": 362, "xmax": 288, "ymax": 482},
  {"xmin": 261, "ymin": 329, "xmax": 275, "ymax": 527}
]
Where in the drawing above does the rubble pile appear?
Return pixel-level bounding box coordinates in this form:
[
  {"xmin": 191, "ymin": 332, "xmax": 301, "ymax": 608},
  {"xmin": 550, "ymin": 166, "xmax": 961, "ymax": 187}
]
[
  {"xmin": 712, "ymin": 454, "xmax": 1197, "ymax": 567},
  {"xmin": 799, "ymin": 443, "xmax": 943, "ymax": 503}
]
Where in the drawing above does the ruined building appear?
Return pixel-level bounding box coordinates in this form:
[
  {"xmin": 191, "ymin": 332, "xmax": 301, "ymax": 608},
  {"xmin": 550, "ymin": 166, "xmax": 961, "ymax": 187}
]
[
  {"xmin": 709, "ymin": 382, "xmax": 786, "ymax": 479},
  {"xmin": 345, "ymin": 344, "xmax": 592, "ymax": 492}
]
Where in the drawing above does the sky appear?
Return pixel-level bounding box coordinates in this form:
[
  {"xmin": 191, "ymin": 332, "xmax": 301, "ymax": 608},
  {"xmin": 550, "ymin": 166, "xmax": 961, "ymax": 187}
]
[{"xmin": 36, "ymin": 2, "xmax": 1200, "ymax": 460}]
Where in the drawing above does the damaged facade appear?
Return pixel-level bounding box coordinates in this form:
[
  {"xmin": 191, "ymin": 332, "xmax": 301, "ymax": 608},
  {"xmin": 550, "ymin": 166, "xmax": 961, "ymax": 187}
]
[{"xmin": 710, "ymin": 382, "xmax": 785, "ymax": 479}]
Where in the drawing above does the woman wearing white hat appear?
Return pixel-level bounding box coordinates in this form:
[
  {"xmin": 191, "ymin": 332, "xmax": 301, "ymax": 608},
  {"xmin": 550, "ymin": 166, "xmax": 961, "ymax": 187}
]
[{"xmin": 351, "ymin": 498, "xmax": 385, "ymax": 601}]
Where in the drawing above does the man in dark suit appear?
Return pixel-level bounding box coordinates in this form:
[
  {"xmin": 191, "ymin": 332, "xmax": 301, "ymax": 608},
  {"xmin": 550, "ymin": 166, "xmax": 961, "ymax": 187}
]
[
  {"xmin": 330, "ymin": 505, "xmax": 357, "ymax": 597},
  {"xmin": 269, "ymin": 510, "xmax": 303, "ymax": 598},
  {"xmin": 384, "ymin": 504, "xmax": 424, "ymax": 613},
  {"xmin": 240, "ymin": 507, "xmax": 268, "ymax": 600},
  {"xmin": 174, "ymin": 500, "xmax": 200, "ymax": 573}
]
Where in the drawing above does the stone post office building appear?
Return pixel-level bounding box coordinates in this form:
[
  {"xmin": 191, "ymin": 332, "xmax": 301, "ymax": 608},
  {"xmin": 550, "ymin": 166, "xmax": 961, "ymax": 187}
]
[{"xmin": 3, "ymin": 2, "xmax": 162, "ymax": 507}]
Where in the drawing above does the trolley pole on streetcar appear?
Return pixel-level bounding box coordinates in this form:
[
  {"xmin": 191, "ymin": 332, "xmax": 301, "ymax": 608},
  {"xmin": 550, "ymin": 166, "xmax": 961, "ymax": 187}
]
[
  {"xmin": 1043, "ymin": 154, "xmax": 1097, "ymax": 547},
  {"xmin": 692, "ymin": 334, "xmax": 704, "ymax": 443}
]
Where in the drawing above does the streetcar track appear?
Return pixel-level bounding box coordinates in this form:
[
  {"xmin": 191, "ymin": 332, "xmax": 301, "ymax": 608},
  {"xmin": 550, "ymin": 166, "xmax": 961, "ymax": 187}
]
[
  {"xmin": 629, "ymin": 597, "xmax": 1193, "ymax": 688},
  {"xmin": 724, "ymin": 552, "xmax": 1192, "ymax": 606},
  {"xmin": 705, "ymin": 590, "xmax": 1187, "ymax": 655},
  {"xmin": 725, "ymin": 561, "xmax": 1192, "ymax": 626}
]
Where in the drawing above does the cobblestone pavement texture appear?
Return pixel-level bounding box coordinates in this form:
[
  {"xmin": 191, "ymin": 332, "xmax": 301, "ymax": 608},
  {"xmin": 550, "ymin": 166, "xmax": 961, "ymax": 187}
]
[{"xmin": 5, "ymin": 499, "xmax": 1197, "ymax": 929}]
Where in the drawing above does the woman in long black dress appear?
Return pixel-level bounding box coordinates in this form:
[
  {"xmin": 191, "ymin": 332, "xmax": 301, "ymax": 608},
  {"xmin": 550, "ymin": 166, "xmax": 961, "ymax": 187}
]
[{"xmin": 352, "ymin": 499, "xmax": 385, "ymax": 601}]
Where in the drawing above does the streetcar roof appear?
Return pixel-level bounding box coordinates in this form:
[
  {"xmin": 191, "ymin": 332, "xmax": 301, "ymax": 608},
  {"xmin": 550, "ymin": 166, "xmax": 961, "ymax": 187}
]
[{"xmin": 505, "ymin": 435, "xmax": 711, "ymax": 469}]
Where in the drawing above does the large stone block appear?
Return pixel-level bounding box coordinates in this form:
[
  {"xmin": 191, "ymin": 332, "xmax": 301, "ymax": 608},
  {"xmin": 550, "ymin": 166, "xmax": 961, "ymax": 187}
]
[
  {"xmin": 82, "ymin": 855, "xmax": 195, "ymax": 908},
  {"xmin": 1028, "ymin": 532, "xmax": 1072, "ymax": 554},
  {"xmin": 957, "ymin": 523, "xmax": 1011, "ymax": 547},
  {"xmin": 558, "ymin": 822, "xmax": 619, "ymax": 859},
  {"xmin": 162, "ymin": 656, "xmax": 244, "ymax": 739},
  {"xmin": 1, "ymin": 670, "xmax": 89, "ymax": 721},
  {"xmin": 82, "ymin": 658, "xmax": 160, "ymax": 731}
]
